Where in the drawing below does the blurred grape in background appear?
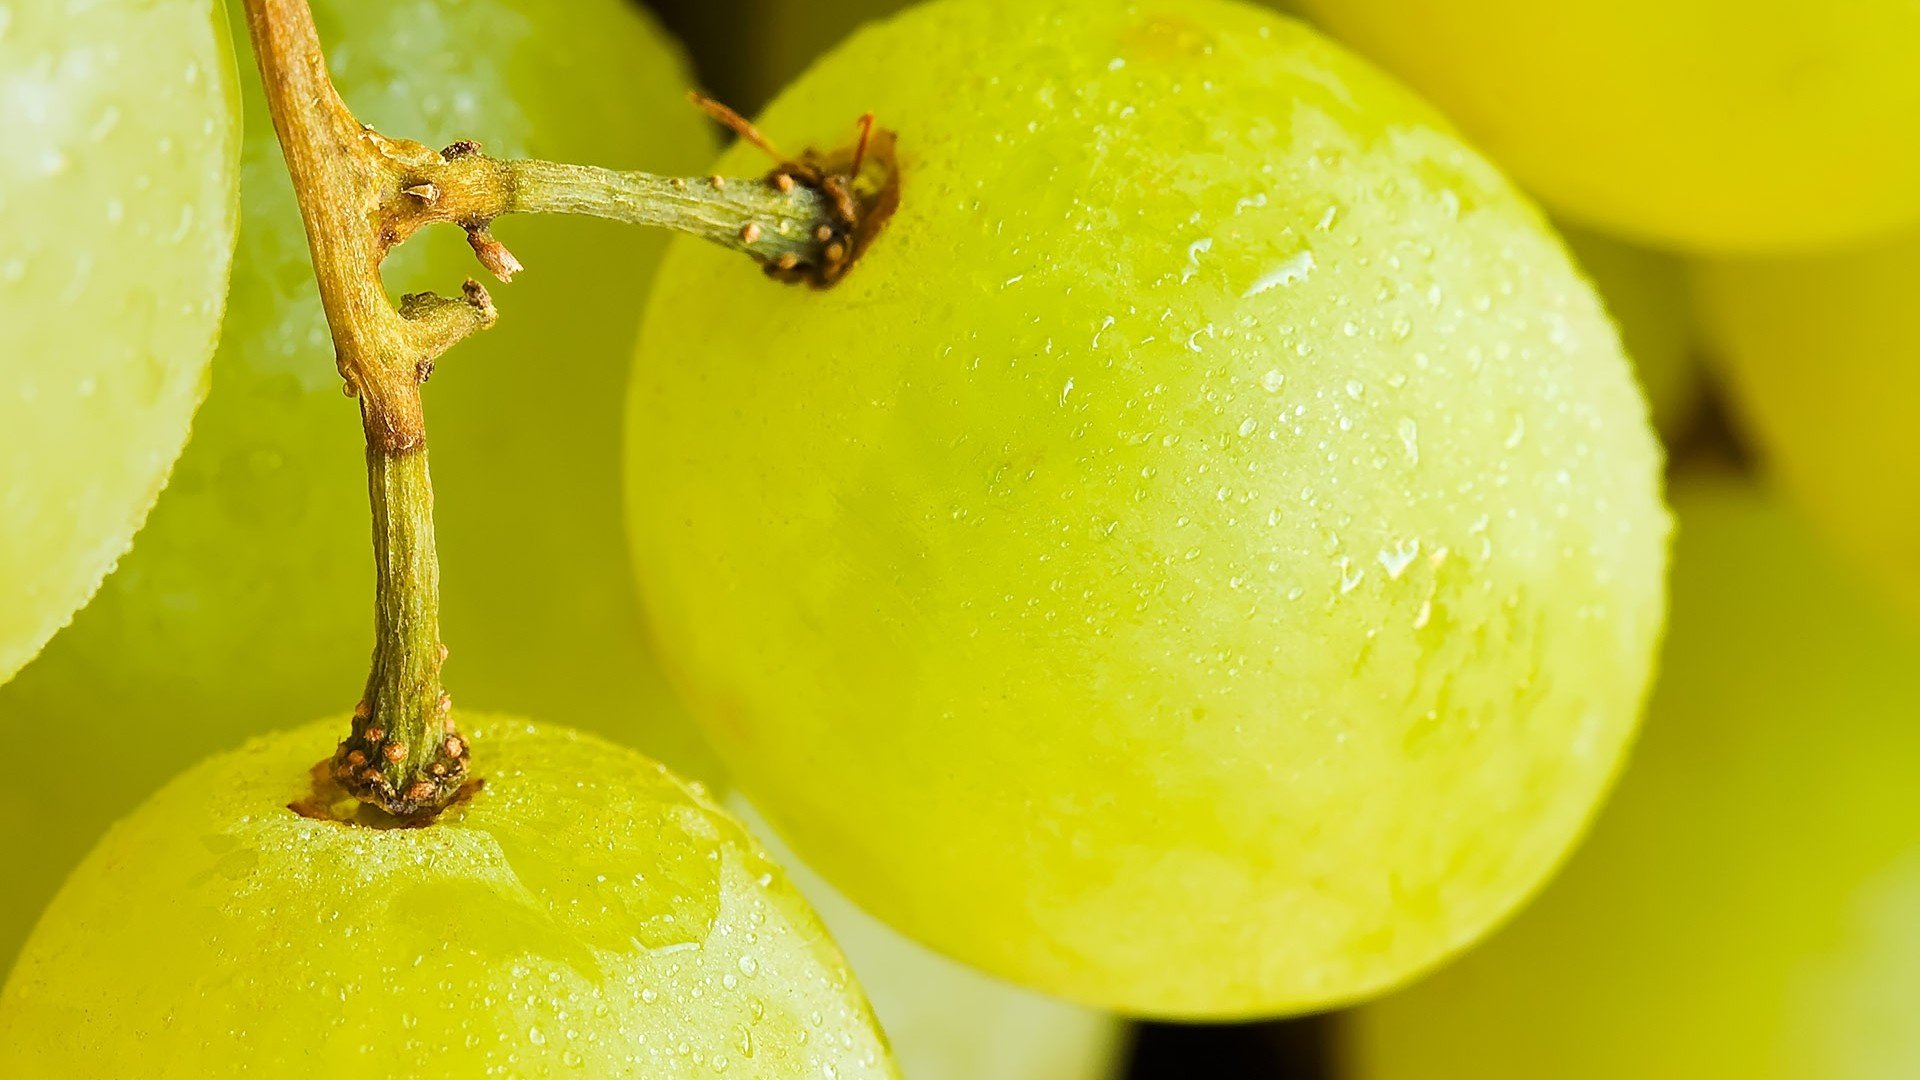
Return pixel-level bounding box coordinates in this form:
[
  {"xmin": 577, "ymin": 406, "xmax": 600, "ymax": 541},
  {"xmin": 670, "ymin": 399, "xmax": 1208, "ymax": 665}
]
[
  {"xmin": 1347, "ymin": 477, "xmax": 1920, "ymax": 1078},
  {"xmin": 1695, "ymin": 235, "xmax": 1920, "ymax": 623},
  {"xmin": 1296, "ymin": 0, "xmax": 1920, "ymax": 252}
]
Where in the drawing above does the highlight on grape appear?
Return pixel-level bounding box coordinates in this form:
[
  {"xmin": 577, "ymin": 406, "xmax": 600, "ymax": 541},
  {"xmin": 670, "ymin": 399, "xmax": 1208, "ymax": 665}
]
[{"xmin": 1, "ymin": 0, "xmax": 1912, "ymax": 1076}]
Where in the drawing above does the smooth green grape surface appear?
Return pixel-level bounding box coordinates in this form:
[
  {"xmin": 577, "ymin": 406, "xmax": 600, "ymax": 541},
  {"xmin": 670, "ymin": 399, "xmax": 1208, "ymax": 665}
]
[
  {"xmin": 728, "ymin": 798, "xmax": 1125, "ymax": 1080},
  {"xmin": 627, "ymin": 0, "xmax": 1668, "ymax": 1016},
  {"xmin": 1347, "ymin": 477, "xmax": 1920, "ymax": 1079},
  {"xmin": 0, "ymin": 717, "xmax": 895, "ymax": 1078},
  {"xmin": 0, "ymin": 0, "xmax": 712, "ymax": 970},
  {"xmin": 1560, "ymin": 224, "xmax": 1698, "ymax": 437},
  {"xmin": 1694, "ymin": 231, "xmax": 1920, "ymax": 621},
  {"xmin": 1297, "ymin": 0, "xmax": 1920, "ymax": 252},
  {"xmin": 0, "ymin": 0, "xmax": 239, "ymax": 681}
]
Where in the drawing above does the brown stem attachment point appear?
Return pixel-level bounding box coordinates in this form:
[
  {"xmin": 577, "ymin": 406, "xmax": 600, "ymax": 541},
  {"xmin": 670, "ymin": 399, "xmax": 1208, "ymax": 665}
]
[{"xmin": 240, "ymin": 0, "xmax": 897, "ymax": 820}]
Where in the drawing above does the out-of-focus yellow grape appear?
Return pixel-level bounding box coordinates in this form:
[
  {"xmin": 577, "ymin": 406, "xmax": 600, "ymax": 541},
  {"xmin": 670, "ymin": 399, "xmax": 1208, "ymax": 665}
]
[
  {"xmin": 0, "ymin": 0, "xmax": 711, "ymax": 972},
  {"xmin": 628, "ymin": 0, "xmax": 1667, "ymax": 1017},
  {"xmin": 0, "ymin": 0, "xmax": 239, "ymax": 681},
  {"xmin": 1346, "ymin": 476, "xmax": 1920, "ymax": 1079},
  {"xmin": 0, "ymin": 718, "xmax": 896, "ymax": 1078},
  {"xmin": 1693, "ymin": 231, "xmax": 1920, "ymax": 620},
  {"xmin": 1560, "ymin": 223, "xmax": 1698, "ymax": 437},
  {"xmin": 1297, "ymin": 0, "xmax": 1920, "ymax": 253},
  {"xmin": 728, "ymin": 798, "xmax": 1125, "ymax": 1080}
]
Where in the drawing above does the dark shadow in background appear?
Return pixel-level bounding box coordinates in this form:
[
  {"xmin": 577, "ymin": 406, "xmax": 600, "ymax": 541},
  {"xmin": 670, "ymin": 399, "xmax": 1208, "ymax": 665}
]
[{"xmin": 1126, "ymin": 1016, "xmax": 1335, "ymax": 1079}]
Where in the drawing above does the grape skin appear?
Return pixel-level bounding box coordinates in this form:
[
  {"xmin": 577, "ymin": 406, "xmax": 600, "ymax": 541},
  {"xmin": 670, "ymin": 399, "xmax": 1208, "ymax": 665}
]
[
  {"xmin": 627, "ymin": 0, "xmax": 1668, "ymax": 1017},
  {"xmin": 0, "ymin": 717, "xmax": 896, "ymax": 1077},
  {"xmin": 1347, "ymin": 478, "xmax": 1920, "ymax": 1078},
  {"xmin": 0, "ymin": 0, "xmax": 713, "ymax": 970},
  {"xmin": 0, "ymin": 0, "xmax": 239, "ymax": 681},
  {"xmin": 748, "ymin": 0, "xmax": 1242, "ymax": 1054},
  {"xmin": 1298, "ymin": 0, "xmax": 1920, "ymax": 253},
  {"xmin": 728, "ymin": 797, "xmax": 1125, "ymax": 1080},
  {"xmin": 1693, "ymin": 232, "xmax": 1920, "ymax": 622},
  {"xmin": 742, "ymin": 3, "xmax": 1699, "ymax": 443}
]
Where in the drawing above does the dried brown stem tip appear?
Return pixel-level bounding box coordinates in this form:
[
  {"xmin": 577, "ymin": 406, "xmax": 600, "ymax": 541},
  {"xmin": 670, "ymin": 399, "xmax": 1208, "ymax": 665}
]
[
  {"xmin": 693, "ymin": 92, "xmax": 901, "ymax": 289},
  {"xmin": 465, "ymin": 229, "xmax": 523, "ymax": 281}
]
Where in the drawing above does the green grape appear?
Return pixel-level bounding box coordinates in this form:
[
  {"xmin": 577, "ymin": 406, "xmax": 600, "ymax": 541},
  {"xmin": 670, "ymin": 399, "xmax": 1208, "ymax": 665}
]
[
  {"xmin": 627, "ymin": 0, "xmax": 1667, "ymax": 1017},
  {"xmin": 1693, "ymin": 231, "xmax": 1920, "ymax": 621},
  {"xmin": 1295, "ymin": 0, "xmax": 1920, "ymax": 253},
  {"xmin": 0, "ymin": 717, "xmax": 896, "ymax": 1077},
  {"xmin": 1559, "ymin": 223, "xmax": 1698, "ymax": 437},
  {"xmin": 728, "ymin": 798, "xmax": 1125, "ymax": 1080},
  {"xmin": 0, "ymin": 0, "xmax": 239, "ymax": 682},
  {"xmin": 1346, "ymin": 476, "xmax": 1920, "ymax": 1079},
  {"xmin": 0, "ymin": 0, "xmax": 712, "ymax": 969}
]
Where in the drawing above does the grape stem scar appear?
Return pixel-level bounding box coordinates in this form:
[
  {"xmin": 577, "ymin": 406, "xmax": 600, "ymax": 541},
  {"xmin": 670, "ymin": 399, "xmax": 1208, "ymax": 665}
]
[{"xmin": 240, "ymin": 0, "xmax": 898, "ymax": 819}]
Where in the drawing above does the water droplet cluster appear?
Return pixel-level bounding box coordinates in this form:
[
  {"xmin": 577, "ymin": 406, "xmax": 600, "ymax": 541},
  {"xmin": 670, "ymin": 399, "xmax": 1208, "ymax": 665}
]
[
  {"xmin": 0, "ymin": 718, "xmax": 895, "ymax": 1077},
  {"xmin": 627, "ymin": 0, "xmax": 1668, "ymax": 1016}
]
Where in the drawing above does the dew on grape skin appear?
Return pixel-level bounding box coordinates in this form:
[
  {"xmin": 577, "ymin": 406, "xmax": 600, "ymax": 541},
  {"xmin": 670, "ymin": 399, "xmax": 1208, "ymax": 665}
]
[
  {"xmin": 627, "ymin": 0, "xmax": 1666, "ymax": 1018},
  {"xmin": 0, "ymin": 719, "xmax": 893, "ymax": 1077}
]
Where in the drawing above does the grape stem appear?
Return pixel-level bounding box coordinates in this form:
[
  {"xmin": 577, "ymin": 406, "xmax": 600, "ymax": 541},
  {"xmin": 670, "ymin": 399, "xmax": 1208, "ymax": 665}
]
[{"xmin": 240, "ymin": 0, "xmax": 896, "ymax": 819}]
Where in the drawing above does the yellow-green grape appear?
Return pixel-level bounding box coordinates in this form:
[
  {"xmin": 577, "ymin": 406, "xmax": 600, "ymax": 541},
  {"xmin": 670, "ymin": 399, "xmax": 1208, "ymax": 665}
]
[
  {"xmin": 1346, "ymin": 477, "xmax": 1920, "ymax": 1079},
  {"xmin": 0, "ymin": 0, "xmax": 239, "ymax": 681},
  {"xmin": 0, "ymin": 718, "xmax": 896, "ymax": 1077},
  {"xmin": 627, "ymin": 0, "xmax": 1667, "ymax": 1017},
  {"xmin": 1693, "ymin": 231, "xmax": 1920, "ymax": 621},
  {"xmin": 728, "ymin": 798, "xmax": 1125, "ymax": 1080},
  {"xmin": 1296, "ymin": 0, "xmax": 1920, "ymax": 253},
  {"xmin": 0, "ymin": 0, "xmax": 712, "ymax": 970},
  {"xmin": 1559, "ymin": 223, "xmax": 1698, "ymax": 437}
]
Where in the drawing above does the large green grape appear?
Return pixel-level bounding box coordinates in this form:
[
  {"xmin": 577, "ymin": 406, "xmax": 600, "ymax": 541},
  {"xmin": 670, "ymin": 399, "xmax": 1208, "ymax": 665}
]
[
  {"xmin": 0, "ymin": 717, "xmax": 896, "ymax": 1077},
  {"xmin": 1345, "ymin": 477, "xmax": 1920, "ymax": 1079},
  {"xmin": 1693, "ymin": 230, "xmax": 1920, "ymax": 620},
  {"xmin": 728, "ymin": 798, "xmax": 1125, "ymax": 1080},
  {"xmin": 0, "ymin": 0, "xmax": 239, "ymax": 681},
  {"xmin": 1559, "ymin": 223, "xmax": 1698, "ymax": 438},
  {"xmin": 0, "ymin": 0, "xmax": 712, "ymax": 969},
  {"xmin": 627, "ymin": 0, "xmax": 1668, "ymax": 1017},
  {"xmin": 1296, "ymin": 0, "xmax": 1920, "ymax": 253}
]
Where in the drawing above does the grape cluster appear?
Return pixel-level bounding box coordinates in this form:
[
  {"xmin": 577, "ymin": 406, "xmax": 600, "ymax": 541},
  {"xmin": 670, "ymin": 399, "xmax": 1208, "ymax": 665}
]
[
  {"xmin": 4, "ymin": 0, "xmax": 1917, "ymax": 1075},
  {"xmin": 0, "ymin": 0, "xmax": 712, "ymax": 981}
]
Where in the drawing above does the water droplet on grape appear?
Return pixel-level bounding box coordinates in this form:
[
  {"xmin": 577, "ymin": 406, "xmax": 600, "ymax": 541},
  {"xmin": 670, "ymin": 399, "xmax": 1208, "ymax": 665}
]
[{"xmin": 1243, "ymin": 249, "xmax": 1315, "ymax": 297}]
